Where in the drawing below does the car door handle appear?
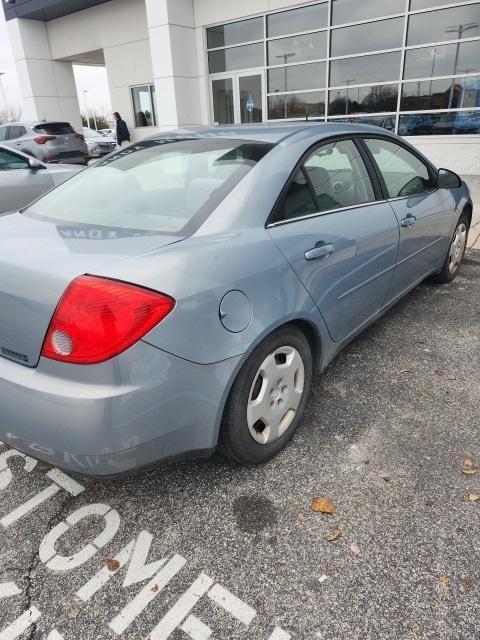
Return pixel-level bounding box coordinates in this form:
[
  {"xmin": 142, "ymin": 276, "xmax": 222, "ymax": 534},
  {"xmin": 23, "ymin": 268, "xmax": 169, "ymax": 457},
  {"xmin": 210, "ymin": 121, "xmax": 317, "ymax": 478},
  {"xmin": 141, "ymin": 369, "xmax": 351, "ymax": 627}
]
[
  {"xmin": 401, "ymin": 214, "xmax": 417, "ymax": 227},
  {"xmin": 304, "ymin": 243, "xmax": 335, "ymax": 261}
]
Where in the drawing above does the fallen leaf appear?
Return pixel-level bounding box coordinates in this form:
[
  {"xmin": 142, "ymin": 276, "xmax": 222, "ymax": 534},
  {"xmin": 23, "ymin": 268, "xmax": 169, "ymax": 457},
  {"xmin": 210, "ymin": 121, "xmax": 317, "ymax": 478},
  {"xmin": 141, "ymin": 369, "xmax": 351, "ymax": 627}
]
[
  {"xmin": 425, "ymin": 500, "xmax": 434, "ymax": 507},
  {"xmin": 468, "ymin": 492, "xmax": 480, "ymax": 502},
  {"xmin": 463, "ymin": 577, "xmax": 475, "ymax": 589},
  {"xmin": 435, "ymin": 368, "xmax": 446, "ymax": 377},
  {"xmin": 379, "ymin": 474, "xmax": 391, "ymax": 483},
  {"xmin": 326, "ymin": 528, "xmax": 342, "ymax": 542},
  {"xmin": 106, "ymin": 558, "xmax": 120, "ymax": 572},
  {"xmin": 297, "ymin": 512, "xmax": 305, "ymax": 522},
  {"xmin": 446, "ymin": 372, "xmax": 457, "ymax": 380},
  {"xmin": 37, "ymin": 462, "xmax": 51, "ymax": 472},
  {"xmin": 438, "ymin": 576, "xmax": 450, "ymax": 587},
  {"xmin": 398, "ymin": 368, "xmax": 411, "ymax": 375},
  {"xmin": 310, "ymin": 497, "xmax": 335, "ymax": 514},
  {"xmin": 464, "ymin": 458, "xmax": 474, "ymax": 467},
  {"xmin": 325, "ymin": 564, "xmax": 337, "ymax": 576},
  {"xmin": 462, "ymin": 468, "xmax": 478, "ymax": 475},
  {"xmin": 151, "ymin": 584, "xmax": 159, "ymax": 592},
  {"xmin": 274, "ymin": 563, "xmax": 285, "ymax": 576},
  {"xmin": 361, "ymin": 459, "xmax": 370, "ymax": 465},
  {"xmin": 350, "ymin": 543, "xmax": 361, "ymax": 556}
]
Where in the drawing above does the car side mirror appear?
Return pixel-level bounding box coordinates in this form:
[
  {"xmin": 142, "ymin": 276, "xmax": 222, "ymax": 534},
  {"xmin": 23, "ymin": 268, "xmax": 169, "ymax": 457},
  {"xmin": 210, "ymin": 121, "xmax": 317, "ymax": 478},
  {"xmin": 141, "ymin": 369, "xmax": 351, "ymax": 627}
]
[
  {"xmin": 28, "ymin": 157, "xmax": 43, "ymax": 171},
  {"xmin": 437, "ymin": 168, "xmax": 462, "ymax": 189}
]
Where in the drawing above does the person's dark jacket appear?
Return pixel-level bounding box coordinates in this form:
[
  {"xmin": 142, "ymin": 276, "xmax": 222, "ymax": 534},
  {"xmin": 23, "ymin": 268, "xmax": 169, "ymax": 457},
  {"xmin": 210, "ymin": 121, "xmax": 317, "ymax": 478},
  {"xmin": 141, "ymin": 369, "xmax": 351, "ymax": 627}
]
[{"xmin": 116, "ymin": 119, "xmax": 130, "ymax": 145}]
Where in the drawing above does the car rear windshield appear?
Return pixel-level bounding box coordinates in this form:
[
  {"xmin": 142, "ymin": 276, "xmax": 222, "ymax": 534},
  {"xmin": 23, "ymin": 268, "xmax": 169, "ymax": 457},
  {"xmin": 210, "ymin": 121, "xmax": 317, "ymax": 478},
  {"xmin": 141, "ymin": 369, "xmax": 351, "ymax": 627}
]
[
  {"xmin": 33, "ymin": 122, "xmax": 75, "ymax": 135},
  {"xmin": 24, "ymin": 138, "xmax": 273, "ymax": 234}
]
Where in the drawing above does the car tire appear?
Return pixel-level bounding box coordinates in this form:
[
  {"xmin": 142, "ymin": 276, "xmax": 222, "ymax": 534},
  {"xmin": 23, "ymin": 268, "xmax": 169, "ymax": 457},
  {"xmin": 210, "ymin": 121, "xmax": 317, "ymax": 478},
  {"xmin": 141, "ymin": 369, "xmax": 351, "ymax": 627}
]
[
  {"xmin": 430, "ymin": 213, "xmax": 469, "ymax": 284},
  {"xmin": 218, "ymin": 325, "xmax": 313, "ymax": 465}
]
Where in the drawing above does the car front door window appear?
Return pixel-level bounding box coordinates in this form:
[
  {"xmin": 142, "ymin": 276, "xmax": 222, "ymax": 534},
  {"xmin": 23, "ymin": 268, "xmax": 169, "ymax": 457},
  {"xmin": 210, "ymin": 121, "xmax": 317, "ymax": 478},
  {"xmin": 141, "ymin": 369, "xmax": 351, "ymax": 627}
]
[
  {"xmin": 364, "ymin": 138, "xmax": 434, "ymax": 198},
  {"xmin": 0, "ymin": 149, "xmax": 30, "ymax": 171}
]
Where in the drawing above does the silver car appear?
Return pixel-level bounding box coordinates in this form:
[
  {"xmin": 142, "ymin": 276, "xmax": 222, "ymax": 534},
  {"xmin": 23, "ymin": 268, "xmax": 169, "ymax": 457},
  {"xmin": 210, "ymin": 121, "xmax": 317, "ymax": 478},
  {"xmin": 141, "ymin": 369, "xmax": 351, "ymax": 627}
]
[
  {"xmin": 0, "ymin": 124, "xmax": 472, "ymax": 477},
  {"xmin": 0, "ymin": 144, "xmax": 84, "ymax": 213},
  {"xmin": 83, "ymin": 127, "xmax": 117, "ymax": 158},
  {"xmin": 0, "ymin": 120, "xmax": 89, "ymax": 165}
]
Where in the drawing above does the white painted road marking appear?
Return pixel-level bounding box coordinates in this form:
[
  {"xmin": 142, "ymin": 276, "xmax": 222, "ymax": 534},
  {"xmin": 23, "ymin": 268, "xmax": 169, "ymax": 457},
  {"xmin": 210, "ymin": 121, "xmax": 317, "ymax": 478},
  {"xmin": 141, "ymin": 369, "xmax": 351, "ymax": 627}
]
[
  {"xmin": 150, "ymin": 572, "xmax": 214, "ymax": 640},
  {"xmin": 1, "ymin": 484, "xmax": 61, "ymax": 528},
  {"xmin": 46, "ymin": 468, "xmax": 85, "ymax": 496},
  {"xmin": 0, "ymin": 583, "xmax": 21, "ymax": 598},
  {"xmin": 39, "ymin": 503, "xmax": 120, "ymax": 571},
  {"xmin": 109, "ymin": 554, "xmax": 187, "ymax": 635},
  {"xmin": 207, "ymin": 583, "xmax": 257, "ymax": 626},
  {"xmin": 77, "ymin": 531, "xmax": 167, "ymax": 601},
  {"xmin": 268, "ymin": 628, "xmax": 292, "ymax": 640},
  {"xmin": 0, "ymin": 606, "xmax": 41, "ymax": 640},
  {"xmin": 180, "ymin": 614, "xmax": 212, "ymax": 640},
  {"xmin": 0, "ymin": 449, "xmax": 37, "ymax": 490}
]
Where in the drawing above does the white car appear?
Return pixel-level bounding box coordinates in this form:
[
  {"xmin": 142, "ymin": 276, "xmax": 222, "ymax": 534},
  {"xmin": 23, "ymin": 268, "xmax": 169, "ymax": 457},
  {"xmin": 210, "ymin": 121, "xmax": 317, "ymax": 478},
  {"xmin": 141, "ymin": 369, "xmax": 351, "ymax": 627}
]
[
  {"xmin": 0, "ymin": 143, "xmax": 84, "ymax": 213},
  {"xmin": 83, "ymin": 127, "xmax": 116, "ymax": 158}
]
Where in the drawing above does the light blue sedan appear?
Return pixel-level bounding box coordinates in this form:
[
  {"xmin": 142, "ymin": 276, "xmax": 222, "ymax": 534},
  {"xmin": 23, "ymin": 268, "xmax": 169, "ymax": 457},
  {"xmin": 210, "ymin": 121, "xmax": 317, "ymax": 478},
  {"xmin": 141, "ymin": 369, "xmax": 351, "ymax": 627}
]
[{"xmin": 0, "ymin": 123, "xmax": 472, "ymax": 476}]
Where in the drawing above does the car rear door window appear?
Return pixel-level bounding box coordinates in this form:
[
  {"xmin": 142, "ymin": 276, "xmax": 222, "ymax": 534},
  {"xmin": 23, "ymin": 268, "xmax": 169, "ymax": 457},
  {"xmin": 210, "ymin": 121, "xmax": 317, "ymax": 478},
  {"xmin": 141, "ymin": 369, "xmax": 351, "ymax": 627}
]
[
  {"xmin": 364, "ymin": 138, "xmax": 434, "ymax": 198},
  {"xmin": 0, "ymin": 148, "xmax": 30, "ymax": 170},
  {"xmin": 0, "ymin": 127, "xmax": 7, "ymax": 142},
  {"xmin": 6, "ymin": 126, "xmax": 22, "ymax": 140}
]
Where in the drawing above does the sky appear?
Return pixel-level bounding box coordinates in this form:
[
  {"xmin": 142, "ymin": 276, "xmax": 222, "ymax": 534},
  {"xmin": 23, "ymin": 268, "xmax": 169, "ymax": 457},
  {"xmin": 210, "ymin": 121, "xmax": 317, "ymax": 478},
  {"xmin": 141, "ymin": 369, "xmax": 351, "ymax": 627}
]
[{"xmin": 0, "ymin": 10, "xmax": 111, "ymax": 114}]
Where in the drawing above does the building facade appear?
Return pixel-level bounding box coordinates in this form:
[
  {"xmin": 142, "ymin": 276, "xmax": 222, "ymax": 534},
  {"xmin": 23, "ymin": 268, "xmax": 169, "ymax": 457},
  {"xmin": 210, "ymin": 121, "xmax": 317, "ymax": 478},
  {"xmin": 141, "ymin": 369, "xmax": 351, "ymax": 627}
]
[{"xmin": 3, "ymin": 0, "xmax": 480, "ymax": 172}]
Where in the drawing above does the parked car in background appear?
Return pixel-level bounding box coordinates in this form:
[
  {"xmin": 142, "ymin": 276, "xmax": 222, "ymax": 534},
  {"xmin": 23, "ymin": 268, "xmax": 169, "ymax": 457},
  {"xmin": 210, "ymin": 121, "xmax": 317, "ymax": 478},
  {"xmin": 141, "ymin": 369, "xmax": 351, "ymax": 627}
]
[
  {"xmin": 0, "ymin": 144, "xmax": 84, "ymax": 213},
  {"xmin": 0, "ymin": 121, "xmax": 89, "ymax": 165},
  {"xmin": 83, "ymin": 127, "xmax": 117, "ymax": 158},
  {"xmin": 98, "ymin": 128, "xmax": 114, "ymax": 137},
  {"xmin": 0, "ymin": 123, "xmax": 472, "ymax": 476}
]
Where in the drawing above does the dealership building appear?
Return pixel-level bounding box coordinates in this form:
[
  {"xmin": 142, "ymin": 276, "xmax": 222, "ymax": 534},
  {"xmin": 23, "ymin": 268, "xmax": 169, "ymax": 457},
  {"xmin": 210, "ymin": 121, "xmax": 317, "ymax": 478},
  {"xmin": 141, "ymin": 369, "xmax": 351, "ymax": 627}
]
[{"xmin": 3, "ymin": 0, "xmax": 480, "ymax": 171}]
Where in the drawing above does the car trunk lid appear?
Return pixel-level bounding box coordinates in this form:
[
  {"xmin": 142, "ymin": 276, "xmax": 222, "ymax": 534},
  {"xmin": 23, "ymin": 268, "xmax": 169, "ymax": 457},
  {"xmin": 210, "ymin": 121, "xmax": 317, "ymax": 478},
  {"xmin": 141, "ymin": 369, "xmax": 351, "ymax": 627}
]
[
  {"xmin": 0, "ymin": 212, "xmax": 183, "ymax": 367},
  {"xmin": 33, "ymin": 122, "xmax": 86, "ymax": 160}
]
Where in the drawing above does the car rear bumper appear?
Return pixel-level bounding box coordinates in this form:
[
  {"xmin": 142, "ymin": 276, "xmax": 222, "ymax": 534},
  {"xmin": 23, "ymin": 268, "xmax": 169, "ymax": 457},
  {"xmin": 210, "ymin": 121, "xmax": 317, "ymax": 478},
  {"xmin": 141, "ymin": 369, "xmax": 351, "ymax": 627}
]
[{"xmin": 0, "ymin": 341, "xmax": 240, "ymax": 477}]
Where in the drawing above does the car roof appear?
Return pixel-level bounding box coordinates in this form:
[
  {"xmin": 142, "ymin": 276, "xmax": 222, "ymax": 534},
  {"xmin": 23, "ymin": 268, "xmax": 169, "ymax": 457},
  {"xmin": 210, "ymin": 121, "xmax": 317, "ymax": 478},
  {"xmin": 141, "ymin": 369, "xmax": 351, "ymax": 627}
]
[{"xmin": 143, "ymin": 122, "xmax": 395, "ymax": 144}]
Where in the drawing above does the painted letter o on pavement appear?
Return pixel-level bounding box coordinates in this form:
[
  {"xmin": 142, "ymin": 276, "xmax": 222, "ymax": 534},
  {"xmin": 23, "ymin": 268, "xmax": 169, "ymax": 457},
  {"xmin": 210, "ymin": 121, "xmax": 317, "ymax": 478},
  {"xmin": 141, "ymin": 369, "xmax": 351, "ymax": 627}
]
[{"xmin": 39, "ymin": 503, "xmax": 120, "ymax": 571}]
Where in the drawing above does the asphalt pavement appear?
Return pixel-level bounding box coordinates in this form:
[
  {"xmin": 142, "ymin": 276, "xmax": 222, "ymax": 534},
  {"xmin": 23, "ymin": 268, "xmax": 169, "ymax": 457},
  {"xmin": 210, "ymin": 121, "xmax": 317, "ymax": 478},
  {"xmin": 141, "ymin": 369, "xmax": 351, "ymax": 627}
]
[{"xmin": 0, "ymin": 251, "xmax": 479, "ymax": 640}]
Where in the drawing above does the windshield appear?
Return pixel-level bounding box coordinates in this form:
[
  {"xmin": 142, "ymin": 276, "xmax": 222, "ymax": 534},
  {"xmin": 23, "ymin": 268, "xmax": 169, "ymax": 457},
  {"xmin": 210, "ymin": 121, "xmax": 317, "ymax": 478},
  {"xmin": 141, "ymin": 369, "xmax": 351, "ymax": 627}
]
[
  {"xmin": 24, "ymin": 138, "xmax": 273, "ymax": 234},
  {"xmin": 84, "ymin": 128, "xmax": 101, "ymax": 138},
  {"xmin": 34, "ymin": 122, "xmax": 75, "ymax": 135}
]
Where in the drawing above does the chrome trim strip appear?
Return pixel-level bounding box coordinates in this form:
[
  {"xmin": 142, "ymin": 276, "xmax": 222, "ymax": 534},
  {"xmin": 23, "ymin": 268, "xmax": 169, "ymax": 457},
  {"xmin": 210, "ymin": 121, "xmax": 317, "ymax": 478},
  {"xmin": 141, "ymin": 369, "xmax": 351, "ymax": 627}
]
[{"xmin": 266, "ymin": 199, "xmax": 388, "ymax": 228}]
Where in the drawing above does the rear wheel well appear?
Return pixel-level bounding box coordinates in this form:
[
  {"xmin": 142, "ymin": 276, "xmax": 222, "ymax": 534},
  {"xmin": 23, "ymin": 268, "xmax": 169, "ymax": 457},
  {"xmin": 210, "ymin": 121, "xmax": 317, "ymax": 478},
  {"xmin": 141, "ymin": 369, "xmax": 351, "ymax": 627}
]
[
  {"xmin": 285, "ymin": 319, "xmax": 321, "ymax": 366},
  {"xmin": 463, "ymin": 203, "xmax": 472, "ymax": 229}
]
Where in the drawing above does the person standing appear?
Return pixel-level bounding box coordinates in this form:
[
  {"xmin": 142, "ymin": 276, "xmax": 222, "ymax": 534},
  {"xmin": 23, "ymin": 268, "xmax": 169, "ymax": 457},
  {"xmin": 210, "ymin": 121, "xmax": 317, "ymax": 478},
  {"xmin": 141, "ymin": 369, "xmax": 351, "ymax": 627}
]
[{"xmin": 113, "ymin": 112, "xmax": 130, "ymax": 148}]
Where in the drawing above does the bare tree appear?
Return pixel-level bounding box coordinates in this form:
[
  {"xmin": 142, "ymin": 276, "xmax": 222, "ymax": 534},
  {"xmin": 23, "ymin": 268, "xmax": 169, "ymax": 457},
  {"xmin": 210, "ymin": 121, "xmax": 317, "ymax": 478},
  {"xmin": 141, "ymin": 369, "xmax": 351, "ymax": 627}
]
[{"xmin": 0, "ymin": 105, "xmax": 23, "ymax": 124}]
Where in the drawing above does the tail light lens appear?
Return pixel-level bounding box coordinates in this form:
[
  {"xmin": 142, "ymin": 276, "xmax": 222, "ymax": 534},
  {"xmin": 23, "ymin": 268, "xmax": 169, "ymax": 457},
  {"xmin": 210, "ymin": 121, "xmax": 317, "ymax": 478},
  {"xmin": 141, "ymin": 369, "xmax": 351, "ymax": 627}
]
[
  {"xmin": 34, "ymin": 135, "xmax": 56, "ymax": 144},
  {"xmin": 41, "ymin": 276, "xmax": 175, "ymax": 364},
  {"xmin": 75, "ymin": 133, "xmax": 85, "ymax": 140}
]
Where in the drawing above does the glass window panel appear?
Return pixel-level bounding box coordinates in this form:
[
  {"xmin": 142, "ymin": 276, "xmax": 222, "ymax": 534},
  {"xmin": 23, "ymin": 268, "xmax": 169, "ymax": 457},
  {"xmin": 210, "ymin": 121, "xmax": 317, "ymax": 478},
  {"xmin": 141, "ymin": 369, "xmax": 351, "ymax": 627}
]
[
  {"xmin": 407, "ymin": 4, "xmax": 480, "ymax": 46},
  {"xmin": 329, "ymin": 84, "xmax": 398, "ymax": 115},
  {"xmin": 328, "ymin": 114, "xmax": 397, "ymax": 130},
  {"xmin": 332, "ymin": 0, "xmax": 404, "ymax": 25},
  {"xmin": 330, "ymin": 51, "xmax": 402, "ymax": 86},
  {"xmin": 267, "ymin": 31, "xmax": 327, "ymax": 65},
  {"xmin": 275, "ymin": 170, "xmax": 317, "ymax": 222},
  {"xmin": 207, "ymin": 18, "xmax": 263, "ymax": 49},
  {"xmin": 304, "ymin": 139, "xmax": 375, "ymax": 210},
  {"xmin": 403, "ymin": 40, "xmax": 480, "ymax": 79},
  {"xmin": 268, "ymin": 62, "xmax": 326, "ymax": 92},
  {"xmin": 268, "ymin": 91, "xmax": 325, "ymax": 119},
  {"xmin": 212, "ymin": 78, "xmax": 234, "ymax": 124},
  {"xmin": 401, "ymin": 75, "xmax": 480, "ymax": 111},
  {"xmin": 364, "ymin": 138, "xmax": 433, "ymax": 197},
  {"xmin": 331, "ymin": 17, "xmax": 404, "ymax": 56},
  {"xmin": 267, "ymin": 3, "xmax": 328, "ymax": 37},
  {"xmin": 410, "ymin": 0, "xmax": 461, "ymax": 10},
  {"xmin": 131, "ymin": 86, "xmax": 156, "ymax": 127},
  {"xmin": 0, "ymin": 148, "xmax": 30, "ymax": 170},
  {"xmin": 208, "ymin": 43, "xmax": 264, "ymax": 73},
  {"xmin": 400, "ymin": 110, "xmax": 480, "ymax": 135}
]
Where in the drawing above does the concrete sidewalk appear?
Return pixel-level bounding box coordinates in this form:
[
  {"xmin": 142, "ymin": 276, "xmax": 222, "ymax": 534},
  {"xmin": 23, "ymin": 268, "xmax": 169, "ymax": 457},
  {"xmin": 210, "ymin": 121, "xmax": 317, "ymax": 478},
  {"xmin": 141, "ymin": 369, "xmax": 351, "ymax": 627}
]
[{"xmin": 463, "ymin": 175, "xmax": 480, "ymax": 249}]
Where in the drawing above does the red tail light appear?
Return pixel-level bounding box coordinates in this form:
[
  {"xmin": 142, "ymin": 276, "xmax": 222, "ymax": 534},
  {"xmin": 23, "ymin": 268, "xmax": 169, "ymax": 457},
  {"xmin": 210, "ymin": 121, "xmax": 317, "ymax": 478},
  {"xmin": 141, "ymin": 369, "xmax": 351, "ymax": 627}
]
[
  {"xmin": 75, "ymin": 133, "xmax": 85, "ymax": 140},
  {"xmin": 41, "ymin": 276, "xmax": 175, "ymax": 364},
  {"xmin": 34, "ymin": 135, "xmax": 56, "ymax": 144}
]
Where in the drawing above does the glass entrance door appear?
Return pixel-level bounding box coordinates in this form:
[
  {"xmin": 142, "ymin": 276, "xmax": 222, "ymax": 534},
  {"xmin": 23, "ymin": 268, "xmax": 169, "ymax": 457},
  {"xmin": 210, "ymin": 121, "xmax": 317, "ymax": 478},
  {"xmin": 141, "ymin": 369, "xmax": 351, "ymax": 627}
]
[
  {"xmin": 211, "ymin": 71, "xmax": 265, "ymax": 124},
  {"xmin": 238, "ymin": 73, "xmax": 263, "ymax": 123}
]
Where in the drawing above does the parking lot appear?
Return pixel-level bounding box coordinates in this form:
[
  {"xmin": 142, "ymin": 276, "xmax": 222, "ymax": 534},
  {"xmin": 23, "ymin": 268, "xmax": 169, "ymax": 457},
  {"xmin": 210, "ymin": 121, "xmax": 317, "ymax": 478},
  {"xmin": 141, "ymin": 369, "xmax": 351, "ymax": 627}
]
[{"xmin": 0, "ymin": 183, "xmax": 479, "ymax": 640}]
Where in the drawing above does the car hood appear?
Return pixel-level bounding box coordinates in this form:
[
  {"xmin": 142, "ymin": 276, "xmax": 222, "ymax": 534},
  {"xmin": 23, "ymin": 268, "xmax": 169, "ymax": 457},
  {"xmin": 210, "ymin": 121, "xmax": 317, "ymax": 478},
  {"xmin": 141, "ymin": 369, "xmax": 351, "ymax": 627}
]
[{"xmin": 0, "ymin": 212, "xmax": 184, "ymax": 367}]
